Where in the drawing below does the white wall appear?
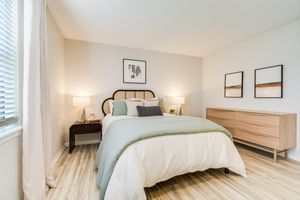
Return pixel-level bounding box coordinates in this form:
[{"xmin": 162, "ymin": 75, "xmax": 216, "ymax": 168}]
[
  {"xmin": 202, "ymin": 19, "xmax": 300, "ymax": 161},
  {"xmin": 46, "ymin": 10, "xmax": 65, "ymax": 163},
  {"xmin": 0, "ymin": 134, "xmax": 22, "ymax": 200},
  {"xmin": 65, "ymin": 39, "xmax": 203, "ymax": 142}
]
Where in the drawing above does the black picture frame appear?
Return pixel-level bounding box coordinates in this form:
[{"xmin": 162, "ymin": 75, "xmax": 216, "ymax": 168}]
[
  {"xmin": 123, "ymin": 58, "xmax": 147, "ymax": 84},
  {"xmin": 254, "ymin": 65, "xmax": 283, "ymax": 98},
  {"xmin": 224, "ymin": 71, "xmax": 244, "ymax": 98}
]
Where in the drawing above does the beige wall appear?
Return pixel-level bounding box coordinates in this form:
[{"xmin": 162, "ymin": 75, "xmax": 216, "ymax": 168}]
[
  {"xmin": 64, "ymin": 40, "xmax": 203, "ymax": 142},
  {"xmin": 46, "ymin": 10, "xmax": 65, "ymax": 162},
  {"xmin": 202, "ymin": 19, "xmax": 300, "ymax": 161},
  {"xmin": 0, "ymin": 134, "xmax": 22, "ymax": 200}
]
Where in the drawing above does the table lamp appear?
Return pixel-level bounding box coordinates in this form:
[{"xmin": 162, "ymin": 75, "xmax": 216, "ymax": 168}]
[
  {"xmin": 173, "ymin": 96, "xmax": 185, "ymax": 115},
  {"xmin": 73, "ymin": 96, "xmax": 91, "ymax": 123}
]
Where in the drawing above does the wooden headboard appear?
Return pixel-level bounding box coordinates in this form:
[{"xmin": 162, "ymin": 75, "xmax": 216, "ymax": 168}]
[{"xmin": 102, "ymin": 89, "xmax": 155, "ymax": 115}]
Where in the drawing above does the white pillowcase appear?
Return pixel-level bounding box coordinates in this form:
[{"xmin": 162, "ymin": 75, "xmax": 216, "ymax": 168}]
[
  {"xmin": 126, "ymin": 100, "xmax": 143, "ymax": 116},
  {"xmin": 143, "ymin": 100, "xmax": 159, "ymax": 107},
  {"xmin": 109, "ymin": 99, "xmax": 146, "ymax": 114},
  {"xmin": 109, "ymin": 98, "xmax": 161, "ymax": 114},
  {"xmin": 108, "ymin": 100, "xmax": 114, "ymax": 113}
]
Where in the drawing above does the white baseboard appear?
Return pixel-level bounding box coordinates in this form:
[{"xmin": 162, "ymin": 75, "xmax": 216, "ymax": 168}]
[
  {"xmin": 285, "ymin": 155, "xmax": 300, "ymax": 164},
  {"xmin": 50, "ymin": 144, "xmax": 67, "ymax": 168},
  {"xmin": 49, "ymin": 139, "xmax": 100, "ymax": 169},
  {"xmin": 65, "ymin": 139, "xmax": 100, "ymax": 147}
]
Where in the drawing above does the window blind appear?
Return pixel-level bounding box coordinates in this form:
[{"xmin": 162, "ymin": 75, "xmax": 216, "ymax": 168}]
[{"xmin": 0, "ymin": 0, "xmax": 19, "ymax": 127}]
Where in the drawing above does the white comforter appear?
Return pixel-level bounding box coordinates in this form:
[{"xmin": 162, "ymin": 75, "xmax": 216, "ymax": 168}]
[{"xmin": 102, "ymin": 114, "xmax": 246, "ymax": 200}]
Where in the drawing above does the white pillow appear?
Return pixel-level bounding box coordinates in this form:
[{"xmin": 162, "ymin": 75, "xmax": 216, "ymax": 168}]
[
  {"xmin": 126, "ymin": 100, "xmax": 143, "ymax": 116},
  {"xmin": 109, "ymin": 99, "xmax": 142, "ymax": 113},
  {"xmin": 108, "ymin": 100, "xmax": 114, "ymax": 113},
  {"xmin": 143, "ymin": 100, "xmax": 159, "ymax": 107}
]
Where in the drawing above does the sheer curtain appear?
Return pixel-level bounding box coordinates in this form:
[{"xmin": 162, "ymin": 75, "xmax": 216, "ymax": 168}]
[{"xmin": 23, "ymin": 0, "xmax": 54, "ymax": 199}]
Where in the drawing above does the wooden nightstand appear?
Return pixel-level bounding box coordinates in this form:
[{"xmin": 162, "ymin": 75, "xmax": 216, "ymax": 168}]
[{"xmin": 69, "ymin": 120, "xmax": 102, "ymax": 154}]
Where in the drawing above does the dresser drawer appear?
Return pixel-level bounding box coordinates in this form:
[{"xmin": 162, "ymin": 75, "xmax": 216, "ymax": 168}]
[
  {"xmin": 207, "ymin": 117, "xmax": 235, "ymax": 129},
  {"xmin": 207, "ymin": 109, "xmax": 234, "ymax": 120},
  {"xmin": 206, "ymin": 107, "xmax": 297, "ymax": 161},
  {"xmin": 236, "ymin": 112, "xmax": 280, "ymax": 127},
  {"xmin": 234, "ymin": 129, "xmax": 280, "ymax": 149},
  {"xmin": 236, "ymin": 121, "xmax": 279, "ymax": 137}
]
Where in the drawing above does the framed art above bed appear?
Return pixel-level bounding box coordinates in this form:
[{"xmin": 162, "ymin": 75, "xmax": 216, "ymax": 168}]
[{"xmin": 123, "ymin": 59, "xmax": 147, "ymax": 84}]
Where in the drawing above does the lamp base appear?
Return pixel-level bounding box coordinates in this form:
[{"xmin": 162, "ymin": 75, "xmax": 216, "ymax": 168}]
[{"xmin": 78, "ymin": 107, "xmax": 87, "ymax": 123}]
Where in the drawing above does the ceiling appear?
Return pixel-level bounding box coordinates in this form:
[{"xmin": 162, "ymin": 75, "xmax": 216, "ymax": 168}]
[{"xmin": 47, "ymin": 0, "xmax": 300, "ymax": 57}]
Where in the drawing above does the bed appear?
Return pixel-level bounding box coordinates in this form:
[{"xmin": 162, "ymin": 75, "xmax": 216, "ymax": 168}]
[{"xmin": 96, "ymin": 89, "xmax": 246, "ymax": 200}]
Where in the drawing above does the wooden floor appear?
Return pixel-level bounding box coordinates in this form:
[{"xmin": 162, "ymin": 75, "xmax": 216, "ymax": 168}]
[{"xmin": 46, "ymin": 144, "xmax": 300, "ymax": 200}]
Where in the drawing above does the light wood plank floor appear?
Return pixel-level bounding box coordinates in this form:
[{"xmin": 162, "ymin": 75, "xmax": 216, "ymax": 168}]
[{"xmin": 46, "ymin": 144, "xmax": 300, "ymax": 200}]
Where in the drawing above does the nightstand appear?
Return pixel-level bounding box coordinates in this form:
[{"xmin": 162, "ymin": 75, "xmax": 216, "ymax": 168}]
[{"xmin": 69, "ymin": 120, "xmax": 102, "ymax": 154}]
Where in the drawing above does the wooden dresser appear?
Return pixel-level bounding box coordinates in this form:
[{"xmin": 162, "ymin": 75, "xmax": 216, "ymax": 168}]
[{"xmin": 206, "ymin": 108, "xmax": 296, "ymax": 161}]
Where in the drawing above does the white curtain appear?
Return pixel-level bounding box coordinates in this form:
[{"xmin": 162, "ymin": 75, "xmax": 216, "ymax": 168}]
[{"xmin": 23, "ymin": 0, "xmax": 54, "ymax": 199}]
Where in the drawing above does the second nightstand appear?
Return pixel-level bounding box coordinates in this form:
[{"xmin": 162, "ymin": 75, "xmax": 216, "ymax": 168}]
[{"xmin": 69, "ymin": 121, "xmax": 102, "ymax": 154}]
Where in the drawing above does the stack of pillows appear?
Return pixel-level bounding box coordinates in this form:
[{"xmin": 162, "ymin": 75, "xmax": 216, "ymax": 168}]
[{"xmin": 109, "ymin": 98, "xmax": 165, "ymax": 117}]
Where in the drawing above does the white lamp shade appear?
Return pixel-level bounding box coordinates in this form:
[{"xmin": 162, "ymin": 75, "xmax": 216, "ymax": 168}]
[
  {"xmin": 73, "ymin": 96, "xmax": 91, "ymax": 107},
  {"xmin": 173, "ymin": 96, "xmax": 185, "ymax": 104}
]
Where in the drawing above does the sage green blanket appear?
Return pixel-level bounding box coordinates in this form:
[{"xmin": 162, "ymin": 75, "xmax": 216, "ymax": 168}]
[{"xmin": 95, "ymin": 116, "xmax": 231, "ymax": 200}]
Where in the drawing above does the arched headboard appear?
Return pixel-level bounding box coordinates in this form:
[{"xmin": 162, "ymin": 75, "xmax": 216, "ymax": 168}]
[{"xmin": 102, "ymin": 89, "xmax": 155, "ymax": 115}]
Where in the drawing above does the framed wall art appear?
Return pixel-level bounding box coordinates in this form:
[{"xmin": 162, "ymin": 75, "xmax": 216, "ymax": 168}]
[
  {"xmin": 224, "ymin": 71, "xmax": 244, "ymax": 98},
  {"xmin": 255, "ymin": 65, "xmax": 283, "ymax": 98},
  {"xmin": 123, "ymin": 58, "xmax": 146, "ymax": 84}
]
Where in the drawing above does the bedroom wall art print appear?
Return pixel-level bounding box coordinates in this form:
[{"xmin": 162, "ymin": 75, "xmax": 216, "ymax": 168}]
[
  {"xmin": 224, "ymin": 71, "xmax": 244, "ymax": 98},
  {"xmin": 123, "ymin": 58, "xmax": 147, "ymax": 84},
  {"xmin": 255, "ymin": 65, "xmax": 283, "ymax": 98}
]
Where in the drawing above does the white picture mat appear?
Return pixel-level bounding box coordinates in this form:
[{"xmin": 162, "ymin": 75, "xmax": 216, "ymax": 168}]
[
  {"xmin": 123, "ymin": 59, "xmax": 146, "ymax": 83},
  {"xmin": 256, "ymin": 66, "xmax": 281, "ymax": 84},
  {"xmin": 226, "ymin": 89, "xmax": 242, "ymax": 97},
  {"xmin": 226, "ymin": 72, "xmax": 242, "ymax": 86},
  {"xmin": 256, "ymin": 87, "xmax": 281, "ymax": 97}
]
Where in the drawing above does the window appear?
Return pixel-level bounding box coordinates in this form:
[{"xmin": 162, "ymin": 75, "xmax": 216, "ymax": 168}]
[{"xmin": 0, "ymin": 0, "xmax": 19, "ymax": 128}]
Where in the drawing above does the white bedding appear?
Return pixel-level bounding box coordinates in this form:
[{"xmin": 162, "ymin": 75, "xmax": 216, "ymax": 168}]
[{"xmin": 102, "ymin": 114, "xmax": 246, "ymax": 200}]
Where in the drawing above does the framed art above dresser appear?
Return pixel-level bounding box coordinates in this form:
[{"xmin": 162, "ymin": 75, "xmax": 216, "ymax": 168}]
[{"xmin": 206, "ymin": 107, "xmax": 296, "ymax": 162}]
